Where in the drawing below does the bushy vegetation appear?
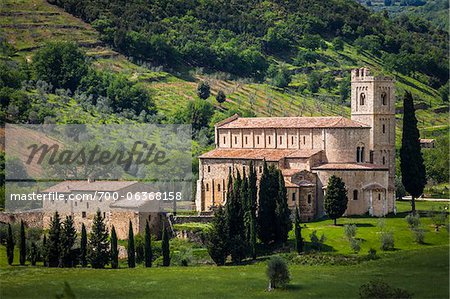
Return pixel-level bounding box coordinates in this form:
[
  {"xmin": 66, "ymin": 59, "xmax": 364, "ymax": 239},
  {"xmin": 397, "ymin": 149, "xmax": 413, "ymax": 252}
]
[
  {"xmin": 359, "ymin": 279, "xmax": 413, "ymax": 299},
  {"xmin": 266, "ymin": 256, "xmax": 290, "ymax": 289}
]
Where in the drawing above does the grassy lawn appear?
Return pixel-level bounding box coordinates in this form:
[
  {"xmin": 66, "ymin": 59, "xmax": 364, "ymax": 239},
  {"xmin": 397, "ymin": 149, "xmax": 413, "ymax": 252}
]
[{"xmin": 0, "ymin": 246, "xmax": 447, "ymax": 298}]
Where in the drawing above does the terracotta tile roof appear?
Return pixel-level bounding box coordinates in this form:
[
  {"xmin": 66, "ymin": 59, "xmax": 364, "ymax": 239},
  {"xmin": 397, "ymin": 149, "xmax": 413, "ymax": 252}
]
[
  {"xmin": 312, "ymin": 163, "xmax": 388, "ymax": 171},
  {"xmin": 217, "ymin": 116, "xmax": 369, "ymax": 129},
  {"xmin": 42, "ymin": 180, "xmax": 139, "ymax": 193},
  {"xmin": 199, "ymin": 148, "xmax": 322, "ymax": 161}
]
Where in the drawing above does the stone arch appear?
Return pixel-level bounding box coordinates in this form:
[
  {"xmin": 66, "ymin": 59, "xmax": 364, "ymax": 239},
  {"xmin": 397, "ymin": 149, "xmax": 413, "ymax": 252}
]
[{"xmin": 359, "ymin": 92, "xmax": 365, "ymax": 105}]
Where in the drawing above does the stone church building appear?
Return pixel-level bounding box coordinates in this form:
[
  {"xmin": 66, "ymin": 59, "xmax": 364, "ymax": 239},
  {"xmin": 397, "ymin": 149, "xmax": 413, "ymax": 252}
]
[{"xmin": 196, "ymin": 68, "xmax": 396, "ymax": 220}]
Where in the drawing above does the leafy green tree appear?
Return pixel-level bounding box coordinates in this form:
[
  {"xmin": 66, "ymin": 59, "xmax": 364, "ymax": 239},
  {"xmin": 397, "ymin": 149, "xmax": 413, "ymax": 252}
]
[
  {"xmin": 19, "ymin": 220, "xmax": 26, "ymax": 265},
  {"xmin": 294, "ymin": 207, "xmax": 303, "ymax": 254},
  {"xmin": 30, "ymin": 242, "xmax": 37, "ymax": 266},
  {"xmin": 161, "ymin": 222, "xmax": 170, "ymax": 267},
  {"xmin": 60, "ymin": 216, "xmax": 76, "ymax": 267},
  {"xmin": 47, "ymin": 211, "xmax": 61, "ymax": 267},
  {"xmin": 275, "ymin": 169, "xmax": 291, "ymax": 244},
  {"xmin": 308, "ymin": 72, "xmax": 321, "ymax": 93},
  {"xmin": 197, "ymin": 81, "xmax": 210, "ymax": 100},
  {"xmin": 33, "ymin": 41, "xmax": 88, "ymax": 91},
  {"xmin": 80, "ymin": 223, "xmax": 87, "ymax": 267},
  {"xmin": 206, "ymin": 205, "xmax": 229, "ymax": 266},
  {"xmin": 127, "ymin": 221, "xmax": 136, "ymax": 268},
  {"xmin": 423, "ymin": 136, "xmax": 449, "ymax": 183},
  {"xmin": 87, "ymin": 210, "xmax": 110, "ymax": 269},
  {"xmin": 267, "ymin": 64, "xmax": 291, "ymax": 88},
  {"xmin": 110, "ymin": 226, "xmax": 119, "ymax": 269},
  {"xmin": 324, "ymin": 175, "xmax": 348, "ymax": 225},
  {"xmin": 400, "ymin": 92, "xmax": 426, "ymax": 213},
  {"xmin": 144, "ymin": 221, "xmax": 152, "ymax": 267},
  {"xmin": 6, "ymin": 223, "xmax": 14, "ymax": 265},
  {"xmin": 438, "ymin": 81, "xmax": 449, "ymax": 102},
  {"xmin": 332, "ymin": 37, "xmax": 344, "ymax": 51},
  {"xmin": 216, "ymin": 90, "xmax": 226, "ymax": 105}
]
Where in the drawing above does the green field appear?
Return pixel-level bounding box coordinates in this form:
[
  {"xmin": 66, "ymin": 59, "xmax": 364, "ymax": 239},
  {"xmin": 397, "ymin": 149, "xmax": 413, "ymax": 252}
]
[{"xmin": 1, "ymin": 201, "xmax": 448, "ymax": 298}]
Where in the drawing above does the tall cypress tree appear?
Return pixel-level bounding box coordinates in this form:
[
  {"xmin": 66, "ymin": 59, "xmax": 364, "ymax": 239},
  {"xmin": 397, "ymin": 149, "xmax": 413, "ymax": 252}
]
[
  {"xmin": 30, "ymin": 242, "xmax": 37, "ymax": 266},
  {"xmin": 127, "ymin": 221, "xmax": 136, "ymax": 268},
  {"xmin": 111, "ymin": 226, "xmax": 119, "ymax": 269},
  {"xmin": 87, "ymin": 210, "xmax": 110, "ymax": 269},
  {"xmin": 324, "ymin": 175, "xmax": 348, "ymax": 225},
  {"xmin": 400, "ymin": 91, "xmax": 426, "ymax": 214},
  {"xmin": 226, "ymin": 170, "xmax": 246, "ymax": 263},
  {"xmin": 294, "ymin": 207, "xmax": 303, "ymax": 254},
  {"xmin": 60, "ymin": 216, "xmax": 76, "ymax": 267},
  {"xmin": 144, "ymin": 220, "xmax": 152, "ymax": 267},
  {"xmin": 42, "ymin": 234, "xmax": 47, "ymax": 267},
  {"xmin": 47, "ymin": 211, "xmax": 61, "ymax": 267},
  {"xmin": 80, "ymin": 223, "xmax": 87, "ymax": 267},
  {"xmin": 275, "ymin": 169, "xmax": 291, "ymax": 244},
  {"xmin": 206, "ymin": 205, "xmax": 229, "ymax": 265},
  {"xmin": 241, "ymin": 168, "xmax": 251, "ymax": 253},
  {"xmin": 6, "ymin": 223, "xmax": 14, "ymax": 265},
  {"xmin": 19, "ymin": 220, "xmax": 26, "ymax": 266},
  {"xmin": 257, "ymin": 161, "xmax": 277, "ymax": 244},
  {"xmin": 248, "ymin": 161, "xmax": 258, "ymax": 260},
  {"xmin": 161, "ymin": 222, "xmax": 170, "ymax": 267}
]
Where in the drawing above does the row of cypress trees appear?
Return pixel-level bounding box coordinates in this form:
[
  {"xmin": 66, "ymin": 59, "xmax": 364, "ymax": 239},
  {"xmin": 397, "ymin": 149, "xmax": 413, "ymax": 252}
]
[
  {"xmin": 6, "ymin": 210, "xmax": 171, "ymax": 269},
  {"xmin": 207, "ymin": 161, "xmax": 293, "ymax": 265}
]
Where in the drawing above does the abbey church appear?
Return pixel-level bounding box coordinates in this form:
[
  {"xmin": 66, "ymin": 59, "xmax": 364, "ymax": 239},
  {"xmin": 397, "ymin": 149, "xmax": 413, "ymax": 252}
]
[{"xmin": 196, "ymin": 68, "xmax": 396, "ymax": 220}]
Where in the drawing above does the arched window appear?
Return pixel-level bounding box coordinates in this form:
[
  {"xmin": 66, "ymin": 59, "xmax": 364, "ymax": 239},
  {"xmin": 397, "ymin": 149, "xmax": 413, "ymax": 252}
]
[
  {"xmin": 353, "ymin": 190, "xmax": 358, "ymax": 200},
  {"xmin": 382, "ymin": 124, "xmax": 386, "ymax": 134},
  {"xmin": 360, "ymin": 93, "xmax": 366, "ymax": 105},
  {"xmin": 361, "ymin": 147, "xmax": 365, "ymax": 163},
  {"xmin": 292, "ymin": 192, "xmax": 296, "ymax": 201},
  {"xmin": 382, "ymin": 156, "xmax": 386, "ymax": 165},
  {"xmin": 356, "ymin": 147, "xmax": 361, "ymax": 162},
  {"xmin": 207, "ymin": 165, "xmax": 211, "ymax": 172},
  {"xmin": 381, "ymin": 92, "xmax": 387, "ymax": 105},
  {"xmin": 307, "ymin": 194, "xmax": 312, "ymax": 204},
  {"xmin": 378, "ymin": 193, "xmax": 381, "ymax": 201}
]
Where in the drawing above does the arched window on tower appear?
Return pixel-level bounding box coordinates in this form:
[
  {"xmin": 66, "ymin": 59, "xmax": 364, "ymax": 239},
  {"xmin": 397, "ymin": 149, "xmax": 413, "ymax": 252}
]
[
  {"xmin": 382, "ymin": 156, "xmax": 386, "ymax": 165},
  {"xmin": 360, "ymin": 93, "xmax": 365, "ymax": 105},
  {"xmin": 353, "ymin": 190, "xmax": 358, "ymax": 200},
  {"xmin": 382, "ymin": 124, "xmax": 386, "ymax": 134},
  {"xmin": 307, "ymin": 194, "xmax": 312, "ymax": 204},
  {"xmin": 356, "ymin": 147, "xmax": 361, "ymax": 162},
  {"xmin": 360, "ymin": 147, "xmax": 365, "ymax": 163},
  {"xmin": 381, "ymin": 92, "xmax": 387, "ymax": 105}
]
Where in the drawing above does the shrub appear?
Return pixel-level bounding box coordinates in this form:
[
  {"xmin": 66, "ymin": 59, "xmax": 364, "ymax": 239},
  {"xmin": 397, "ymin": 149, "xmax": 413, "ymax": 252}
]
[
  {"xmin": 380, "ymin": 231, "xmax": 394, "ymax": 251},
  {"xmin": 266, "ymin": 256, "xmax": 290, "ymax": 289},
  {"xmin": 412, "ymin": 227, "xmax": 425, "ymax": 244},
  {"xmin": 344, "ymin": 224, "xmax": 357, "ymax": 240},
  {"xmin": 359, "ymin": 279, "xmax": 413, "ymax": 299},
  {"xmin": 197, "ymin": 81, "xmax": 210, "ymax": 100},
  {"xmin": 367, "ymin": 248, "xmax": 378, "ymax": 260},
  {"xmin": 173, "ymin": 247, "xmax": 193, "ymax": 266},
  {"xmin": 405, "ymin": 213, "xmax": 420, "ymax": 228},
  {"xmin": 350, "ymin": 237, "xmax": 361, "ymax": 253},
  {"xmin": 310, "ymin": 230, "xmax": 326, "ymax": 251}
]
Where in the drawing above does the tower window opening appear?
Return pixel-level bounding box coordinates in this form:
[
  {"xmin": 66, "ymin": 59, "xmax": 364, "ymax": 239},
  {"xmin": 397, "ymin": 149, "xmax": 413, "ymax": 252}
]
[
  {"xmin": 207, "ymin": 165, "xmax": 211, "ymax": 172},
  {"xmin": 382, "ymin": 124, "xmax": 386, "ymax": 134},
  {"xmin": 381, "ymin": 92, "xmax": 387, "ymax": 105},
  {"xmin": 292, "ymin": 192, "xmax": 296, "ymax": 202},
  {"xmin": 382, "ymin": 156, "xmax": 386, "ymax": 165},
  {"xmin": 378, "ymin": 193, "xmax": 381, "ymax": 201},
  {"xmin": 360, "ymin": 93, "xmax": 365, "ymax": 105},
  {"xmin": 307, "ymin": 194, "xmax": 312, "ymax": 204},
  {"xmin": 353, "ymin": 190, "xmax": 358, "ymax": 200},
  {"xmin": 206, "ymin": 183, "xmax": 209, "ymax": 192}
]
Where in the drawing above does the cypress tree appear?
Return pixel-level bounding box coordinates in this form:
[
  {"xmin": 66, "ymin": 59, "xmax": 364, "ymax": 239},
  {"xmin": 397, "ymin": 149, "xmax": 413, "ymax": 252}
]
[
  {"xmin": 294, "ymin": 207, "xmax": 303, "ymax": 254},
  {"xmin": 60, "ymin": 216, "xmax": 76, "ymax": 267},
  {"xmin": 127, "ymin": 221, "xmax": 136, "ymax": 268},
  {"xmin": 400, "ymin": 91, "xmax": 426, "ymax": 214},
  {"xmin": 324, "ymin": 175, "xmax": 348, "ymax": 225},
  {"xmin": 19, "ymin": 220, "xmax": 26, "ymax": 266},
  {"xmin": 248, "ymin": 161, "xmax": 258, "ymax": 260},
  {"xmin": 226, "ymin": 170, "xmax": 246, "ymax": 263},
  {"xmin": 275, "ymin": 169, "xmax": 292, "ymax": 244},
  {"xmin": 42, "ymin": 234, "xmax": 47, "ymax": 267},
  {"xmin": 30, "ymin": 242, "xmax": 37, "ymax": 266},
  {"xmin": 257, "ymin": 161, "xmax": 277, "ymax": 244},
  {"xmin": 80, "ymin": 223, "xmax": 87, "ymax": 267},
  {"xmin": 144, "ymin": 220, "xmax": 152, "ymax": 267},
  {"xmin": 47, "ymin": 211, "xmax": 61, "ymax": 267},
  {"xmin": 6, "ymin": 223, "xmax": 14, "ymax": 265},
  {"xmin": 161, "ymin": 222, "xmax": 170, "ymax": 267},
  {"xmin": 206, "ymin": 205, "xmax": 229, "ymax": 266},
  {"xmin": 241, "ymin": 168, "xmax": 251, "ymax": 252},
  {"xmin": 111, "ymin": 226, "xmax": 119, "ymax": 269},
  {"xmin": 87, "ymin": 210, "xmax": 110, "ymax": 269}
]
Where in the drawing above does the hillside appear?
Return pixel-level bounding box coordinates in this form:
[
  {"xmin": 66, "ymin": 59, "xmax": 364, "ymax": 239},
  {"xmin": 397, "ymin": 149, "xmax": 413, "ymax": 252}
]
[{"xmin": 0, "ymin": 0, "xmax": 448, "ymax": 142}]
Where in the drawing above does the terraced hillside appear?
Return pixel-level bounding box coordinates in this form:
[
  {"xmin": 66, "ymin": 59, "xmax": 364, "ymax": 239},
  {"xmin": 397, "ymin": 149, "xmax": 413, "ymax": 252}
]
[{"xmin": 1, "ymin": 0, "xmax": 448, "ymax": 144}]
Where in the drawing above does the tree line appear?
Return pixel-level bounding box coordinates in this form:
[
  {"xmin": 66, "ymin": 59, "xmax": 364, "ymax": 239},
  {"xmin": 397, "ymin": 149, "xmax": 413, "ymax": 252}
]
[{"xmin": 5, "ymin": 210, "xmax": 171, "ymax": 268}]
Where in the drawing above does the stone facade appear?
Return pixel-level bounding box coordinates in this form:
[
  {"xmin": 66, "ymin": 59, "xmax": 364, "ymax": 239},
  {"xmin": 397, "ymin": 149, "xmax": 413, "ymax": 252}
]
[{"xmin": 197, "ymin": 68, "xmax": 396, "ymax": 220}]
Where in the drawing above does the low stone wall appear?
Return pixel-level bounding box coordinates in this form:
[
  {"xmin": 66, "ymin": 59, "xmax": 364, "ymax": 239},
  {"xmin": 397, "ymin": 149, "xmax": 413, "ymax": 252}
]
[
  {"xmin": 0, "ymin": 211, "xmax": 43, "ymax": 228},
  {"xmin": 172, "ymin": 215, "xmax": 213, "ymax": 224}
]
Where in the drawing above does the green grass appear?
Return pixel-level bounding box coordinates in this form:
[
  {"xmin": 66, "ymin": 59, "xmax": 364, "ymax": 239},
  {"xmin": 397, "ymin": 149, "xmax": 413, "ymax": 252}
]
[{"xmin": 0, "ymin": 246, "xmax": 448, "ymax": 298}]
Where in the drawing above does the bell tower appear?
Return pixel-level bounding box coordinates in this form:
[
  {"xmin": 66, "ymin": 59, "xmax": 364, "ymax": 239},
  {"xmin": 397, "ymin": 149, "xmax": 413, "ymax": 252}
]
[{"xmin": 350, "ymin": 68, "xmax": 396, "ymax": 183}]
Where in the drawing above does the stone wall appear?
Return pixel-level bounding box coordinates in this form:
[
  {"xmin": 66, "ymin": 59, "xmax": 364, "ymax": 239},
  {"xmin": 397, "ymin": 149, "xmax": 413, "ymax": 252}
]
[{"xmin": 0, "ymin": 211, "xmax": 43, "ymax": 228}]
